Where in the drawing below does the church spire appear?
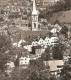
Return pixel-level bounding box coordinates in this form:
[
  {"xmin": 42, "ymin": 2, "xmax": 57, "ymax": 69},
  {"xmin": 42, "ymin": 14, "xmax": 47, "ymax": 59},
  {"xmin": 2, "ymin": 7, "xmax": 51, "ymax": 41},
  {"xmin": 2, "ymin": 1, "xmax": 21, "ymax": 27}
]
[
  {"xmin": 33, "ymin": 0, "xmax": 36, "ymax": 11},
  {"xmin": 32, "ymin": 0, "xmax": 38, "ymax": 15}
]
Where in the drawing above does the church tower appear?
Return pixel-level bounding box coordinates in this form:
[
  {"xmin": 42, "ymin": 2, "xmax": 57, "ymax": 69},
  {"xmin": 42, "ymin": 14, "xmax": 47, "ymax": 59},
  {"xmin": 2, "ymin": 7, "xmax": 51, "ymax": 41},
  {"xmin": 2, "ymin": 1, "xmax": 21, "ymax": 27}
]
[{"xmin": 32, "ymin": 0, "xmax": 38, "ymax": 31}]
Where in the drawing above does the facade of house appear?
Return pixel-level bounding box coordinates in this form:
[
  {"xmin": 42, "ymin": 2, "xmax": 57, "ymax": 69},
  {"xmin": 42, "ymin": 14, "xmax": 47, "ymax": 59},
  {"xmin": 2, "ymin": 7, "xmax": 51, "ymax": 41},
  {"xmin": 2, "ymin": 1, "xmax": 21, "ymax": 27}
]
[
  {"xmin": 19, "ymin": 56, "xmax": 30, "ymax": 68},
  {"xmin": 44, "ymin": 60, "xmax": 64, "ymax": 75},
  {"xmin": 5, "ymin": 61, "xmax": 15, "ymax": 76},
  {"xmin": 33, "ymin": 45, "xmax": 45, "ymax": 58},
  {"xmin": 31, "ymin": 36, "xmax": 59, "ymax": 48}
]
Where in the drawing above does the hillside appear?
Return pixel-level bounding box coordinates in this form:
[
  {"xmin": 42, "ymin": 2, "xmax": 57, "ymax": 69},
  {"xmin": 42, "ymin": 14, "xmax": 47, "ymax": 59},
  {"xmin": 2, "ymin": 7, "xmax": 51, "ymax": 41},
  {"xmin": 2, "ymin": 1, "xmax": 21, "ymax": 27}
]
[{"xmin": 48, "ymin": 10, "xmax": 71, "ymax": 24}]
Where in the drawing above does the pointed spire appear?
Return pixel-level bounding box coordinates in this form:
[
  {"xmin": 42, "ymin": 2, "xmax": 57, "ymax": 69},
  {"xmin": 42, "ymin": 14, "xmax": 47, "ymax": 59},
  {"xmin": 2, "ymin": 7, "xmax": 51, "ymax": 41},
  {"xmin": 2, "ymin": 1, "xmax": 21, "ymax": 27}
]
[
  {"xmin": 33, "ymin": 0, "xmax": 36, "ymax": 11},
  {"xmin": 32, "ymin": 0, "xmax": 38, "ymax": 15}
]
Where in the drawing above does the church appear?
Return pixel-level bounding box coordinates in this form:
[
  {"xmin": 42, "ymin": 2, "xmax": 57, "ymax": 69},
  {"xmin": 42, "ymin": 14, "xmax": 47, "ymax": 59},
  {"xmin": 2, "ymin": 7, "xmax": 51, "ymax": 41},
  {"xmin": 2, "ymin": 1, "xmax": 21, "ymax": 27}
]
[
  {"xmin": 32, "ymin": 0, "xmax": 39, "ymax": 31},
  {"xmin": 31, "ymin": 0, "xmax": 48, "ymax": 31}
]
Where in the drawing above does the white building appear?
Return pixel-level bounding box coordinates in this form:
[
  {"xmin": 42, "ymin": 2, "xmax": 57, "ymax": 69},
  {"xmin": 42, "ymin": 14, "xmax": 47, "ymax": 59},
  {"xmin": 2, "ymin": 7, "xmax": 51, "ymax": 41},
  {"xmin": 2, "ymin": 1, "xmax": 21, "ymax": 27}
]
[
  {"xmin": 18, "ymin": 39, "xmax": 26, "ymax": 47},
  {"xmin": 50, "ymin": 37, "xmax": 59, "ymax": 45},
  {"xmin": 50, "ymin": 24, "xmax": 62, "ymax": 33},
  {"xmin": 38, "ymin": 38, "xmax": 44, "ymax": 46},
  {"xmin": 44, "ymin": 37, "xmax": 50, "ymax": 46},
  {"xmin": 19, "ymin": 56, "xmax": 30, "ymax": 68},
  {"xmin": 50, "ymin": 28, "xmax": 57, "ymax": 33},
  {"xmin": 44, "ymin": 60, "xmax": 64, "ymax": 75},
  {"xmin": 54, "ymin": 24, "xmax": 62, "ymax": 32},
  {"xmin": 31, "ymin": 36, "xmax": 59, "ymax": 47},
  {"xmin": 5, "ymin": 61, "xmax": 15, "ymax": 76},
  {"xmin": 32, "ymin": 0, "xmax": 39, "ymax": 31},
  {"xmin": 32, "ymin": 41, "xmax": 38, "ymax": 46},
  {"xmin": 24, "ymin": 45, "xmax": 32, "ymax": 52}
]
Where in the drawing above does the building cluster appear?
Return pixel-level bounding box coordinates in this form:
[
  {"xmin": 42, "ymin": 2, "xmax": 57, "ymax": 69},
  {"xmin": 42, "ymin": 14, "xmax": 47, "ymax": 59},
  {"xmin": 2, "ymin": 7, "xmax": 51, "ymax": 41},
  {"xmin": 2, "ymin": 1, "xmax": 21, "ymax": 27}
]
[
  {"xmin": 32, "ymin": 37, "xmax": 59, "ymax": 47},
  {"xmin": 1, "ymin": 0, "xmax": 71, "ymax": 79},
  {"xmin": 5, "ymin": 22, "xmax": 63, "ymax": 76},
  {"xmin": 0, "ymin": 0, "xmax": 31, "ymax": 32},
  {"xmin": 0, "ymin": 0, "xmax": 60, "ymax": 32}
]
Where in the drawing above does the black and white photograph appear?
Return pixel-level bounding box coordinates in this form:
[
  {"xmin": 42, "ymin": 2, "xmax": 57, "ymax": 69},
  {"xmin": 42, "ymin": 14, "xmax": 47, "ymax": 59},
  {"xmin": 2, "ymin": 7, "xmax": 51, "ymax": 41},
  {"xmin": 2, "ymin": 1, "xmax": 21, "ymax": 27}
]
[{"xmin": 0, "ymin": 0, "xmax": 71, "ymax": 80}]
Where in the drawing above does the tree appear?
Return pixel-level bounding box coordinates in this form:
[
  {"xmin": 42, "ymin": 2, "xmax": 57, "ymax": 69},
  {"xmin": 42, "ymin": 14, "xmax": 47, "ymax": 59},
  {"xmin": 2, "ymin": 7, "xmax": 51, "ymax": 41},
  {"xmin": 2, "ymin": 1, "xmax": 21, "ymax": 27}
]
[
  {"xmin": 53, "ymin": 1, "xmax": 65, "ymax": 12},
  {"xmin": 47, "ymin": 0, "xmax": 71, "ymax": 16},
  {"xmin": 52, "ymin": 43, "xmax": 64, "ymax": 60},
  {"xmin": 41, "ymin": 47, "xmax": 50, "ymax": 61},
  {"xmin": 60, "ymin": 64, "xmax": 71, "ymax": 80},
  {"xmin": 9, "ymin": 59, "xmax": 50, "ymax": 80},
  {"xmin": 46, "ymin": 0, "xmax": 65, "ymax": 14},
  {"xmin": 61, "ymin": 26, "xmax": 68, "ymax": 38},
  {"xmin": 64, "ymin": 0, "xmax": 71, "ymax": 10},
  {"xmin": 0, "ymin": 33, "xmax": 12, "ymax": 71},
  {"xmin": 28, "ymin": 59, "xmax": 50, "ymax": 80}
]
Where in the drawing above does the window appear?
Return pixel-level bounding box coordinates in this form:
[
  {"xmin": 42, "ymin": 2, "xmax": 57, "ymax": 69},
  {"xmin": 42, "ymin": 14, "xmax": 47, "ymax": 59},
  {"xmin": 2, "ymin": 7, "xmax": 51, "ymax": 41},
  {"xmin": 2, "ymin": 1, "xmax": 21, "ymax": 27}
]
[{"xmin": 34, "ymin": 23, "xmax": 36, "ymax": 28}]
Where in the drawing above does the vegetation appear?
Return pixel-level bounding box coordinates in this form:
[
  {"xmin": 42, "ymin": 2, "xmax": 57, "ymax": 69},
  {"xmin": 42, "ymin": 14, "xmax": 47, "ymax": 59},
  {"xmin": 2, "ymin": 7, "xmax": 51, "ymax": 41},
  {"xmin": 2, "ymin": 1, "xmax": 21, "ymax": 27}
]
[
  {"xmin": 0, "ymin": 33, "xmax": 12, "ymax": 71},
  {"xmin": 60, "ymin": 62, "xmax": 71, "ymax": 80},
  {"xmin": 47, "ymin": 0, "xmax": 71, "ymax": 13}
]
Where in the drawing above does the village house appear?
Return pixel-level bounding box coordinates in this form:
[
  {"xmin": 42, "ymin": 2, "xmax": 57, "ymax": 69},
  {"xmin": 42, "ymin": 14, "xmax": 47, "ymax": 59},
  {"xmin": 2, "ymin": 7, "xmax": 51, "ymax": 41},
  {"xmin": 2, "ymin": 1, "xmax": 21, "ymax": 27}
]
[
  {"xmin": 5, "ymin": 61, "xmax": 15, "ymax": 76},
  {"xmin": 32, "ymin": 40, "xmax": 38, "ymax": 46},
  {"xmin": 38, "ymin": 38, "xmax": 44, "ymax": 46},
  {"xmin": 49, "ymin": 10, "xmax": 71, "ymax": 39},
  {"xmin": 32, "ymin": 45, "xmax": 45, "ymax": 58},
  {"xmin": 12, "ymin": 39, "xmax": 26, "ymax": 47},
  {"xmin": 19, "ymin": 56, "xmax": 30, "ymax": 69},
  {"xmin": 24, "ymin": 45, "xmax": 32, "ymax": 52},
  {"xmin": 44, "ymin": 37, "xmax": 50, "ymax": 46},
  {"xmin": 44, "ymin": 60, "xmax": 64, "ymax": 76}
]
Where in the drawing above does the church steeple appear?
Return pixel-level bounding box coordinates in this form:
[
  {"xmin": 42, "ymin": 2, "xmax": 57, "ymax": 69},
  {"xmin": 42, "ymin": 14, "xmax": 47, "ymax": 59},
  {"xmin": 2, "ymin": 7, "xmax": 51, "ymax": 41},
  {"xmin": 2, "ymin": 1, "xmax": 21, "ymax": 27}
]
[
  {"xmin": 32, "ymin": 0, "xmax": 38, "ymax": 15},
  {"xmin": 32, "ymin": 0, "xmax": 39, "ymax": 31}
]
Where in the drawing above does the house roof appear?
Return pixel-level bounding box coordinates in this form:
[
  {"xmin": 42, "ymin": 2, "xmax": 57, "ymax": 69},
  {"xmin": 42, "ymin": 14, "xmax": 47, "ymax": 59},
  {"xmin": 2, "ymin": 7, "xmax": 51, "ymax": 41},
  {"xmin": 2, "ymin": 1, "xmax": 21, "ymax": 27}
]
[{"xmin": 47, "ymin": 60, "xmax": 64, "ymax": 72}]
